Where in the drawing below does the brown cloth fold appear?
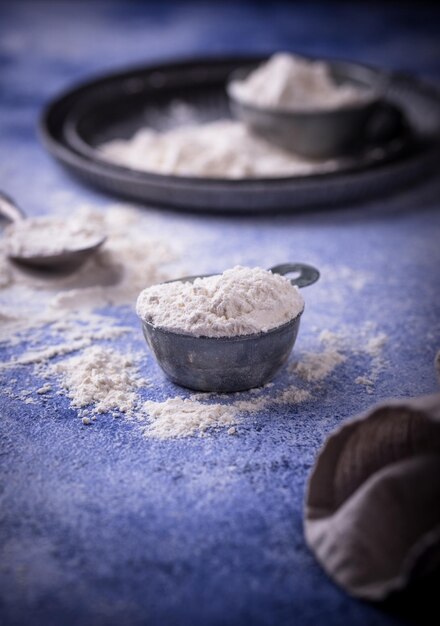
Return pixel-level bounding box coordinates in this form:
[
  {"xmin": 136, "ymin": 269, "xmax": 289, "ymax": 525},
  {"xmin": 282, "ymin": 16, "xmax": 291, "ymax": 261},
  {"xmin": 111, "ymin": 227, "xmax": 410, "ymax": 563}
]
[{"xmin": 304, "ymin": 354, "xmax": 440, "ymax": 601}]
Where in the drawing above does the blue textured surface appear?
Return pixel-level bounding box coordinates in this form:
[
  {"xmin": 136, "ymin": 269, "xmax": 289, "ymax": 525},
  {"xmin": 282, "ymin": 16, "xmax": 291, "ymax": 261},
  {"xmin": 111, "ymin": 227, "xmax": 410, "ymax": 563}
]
[{"xmin": 1, "ymin": 2, "xmax": 440, "ymax": 625}]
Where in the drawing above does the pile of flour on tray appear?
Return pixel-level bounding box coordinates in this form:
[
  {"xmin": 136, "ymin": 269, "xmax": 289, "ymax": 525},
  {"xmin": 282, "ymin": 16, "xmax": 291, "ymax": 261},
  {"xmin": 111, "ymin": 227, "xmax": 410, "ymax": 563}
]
[
  {"xmin": 136, "ymin": 266, "xmax": 304, "ymax": 337},
  {"xmin": 230, "ymin": 53, "xmax": 368, "ymax": 111},
  {"xmin": 100, "ymin": 119, "xmax": 340, "ymax": 179},
  {"xmin": 3, "ymin": 215, "xmax": 103, "ymax": 259},
  {"xmin": 99, "ymin": 53, "xmax": 370, "ymax": 179}
]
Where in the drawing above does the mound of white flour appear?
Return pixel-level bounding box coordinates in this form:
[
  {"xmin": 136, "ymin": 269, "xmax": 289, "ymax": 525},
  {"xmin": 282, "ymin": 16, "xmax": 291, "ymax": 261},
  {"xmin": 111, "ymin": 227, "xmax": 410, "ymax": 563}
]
[
  {"xmin": 230, "ymin": 53, "xmax": 367, "ymax": 111},
  {"xmin": 100, "ymin": 119, "xmax": 338, "ymax": 179},
  {"xmin": 136, "ymin": 266, "xmax": 304, "ymax": 338}
]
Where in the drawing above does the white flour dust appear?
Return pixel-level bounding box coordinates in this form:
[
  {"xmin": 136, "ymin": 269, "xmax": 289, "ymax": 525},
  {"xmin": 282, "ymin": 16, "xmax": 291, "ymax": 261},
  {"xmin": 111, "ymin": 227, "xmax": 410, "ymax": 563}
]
[
  {"xmin": 287, "ymin": 323, "xmax": 388, "ymax": 393},
  {"xmin": 354, "ymin": 332, "xmax": 388, "ymax": 391},
  {"xmin": 0, "ymin": 204, "xmax": 177, "ymax": 340},
  {"xmin": 143, "ymin": 397, "xmax": 238, "ymax": 439},
  {"xmin": 46, "ymin": 204, "xmax": 176, "ymax": 310},
  {"xmin": 137, "ymin": 266, "xmax": 304, "ymax": 338},
  {"xmin": 230, "ymin": 53, "xmax": 369, "ymax": 111},
  {"xmin": 0, "ymin": 201, "xmax": 182, "ymax": 424},
  {"xmin": 0, "ymin": 310, "xmax": 132, "ymax": 371},
  {"xmin": 289, "ymin": 345, "xmax": 347, "ymax": 382},
  {"xmin": 142, "ymin": 384, "xmax": 312, "ymax": 440},
  {"xmin": 319, "ymin": 326, "xmax": 388, "ymax": 393},
  {"xmin": 48, "ymin": 346, "xmax": 148, "ymax": 418},
  {"xmin": 100, "ymin": 119, "xmax": 339, "ymax": 179},
  {"xmin": 2, "ymin": 204, "xmax": 175, "ymax": 295}
]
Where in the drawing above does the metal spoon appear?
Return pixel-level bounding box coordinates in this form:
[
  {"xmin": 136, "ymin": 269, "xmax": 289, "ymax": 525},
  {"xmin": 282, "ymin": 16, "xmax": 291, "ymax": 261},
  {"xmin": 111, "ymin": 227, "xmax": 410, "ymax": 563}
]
[
  {"xmin": 140, "ymin": 263, "xmax": 320, "ymax": 392},
  {"xmin": 0, "ymin": 191, "xmax": 106, "ymax": 270}
]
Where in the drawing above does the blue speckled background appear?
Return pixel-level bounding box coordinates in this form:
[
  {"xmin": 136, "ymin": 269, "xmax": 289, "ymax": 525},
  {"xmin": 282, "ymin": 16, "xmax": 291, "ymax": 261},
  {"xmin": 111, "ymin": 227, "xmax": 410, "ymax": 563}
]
[{"xmin": 1, "ymin": 2, "xmax": 440, "ymax": 625}]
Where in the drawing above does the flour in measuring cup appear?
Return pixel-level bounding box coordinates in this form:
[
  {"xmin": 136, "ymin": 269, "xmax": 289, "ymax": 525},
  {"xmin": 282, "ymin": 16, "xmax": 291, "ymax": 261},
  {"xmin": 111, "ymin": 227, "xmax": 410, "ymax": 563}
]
[
  {"xmin": 230, "ymin": 53, "xmax": 368, "ymax": 111},
  {"xmin": 136, "ymin": 266, "xmax": 304, "ymax": 338}
]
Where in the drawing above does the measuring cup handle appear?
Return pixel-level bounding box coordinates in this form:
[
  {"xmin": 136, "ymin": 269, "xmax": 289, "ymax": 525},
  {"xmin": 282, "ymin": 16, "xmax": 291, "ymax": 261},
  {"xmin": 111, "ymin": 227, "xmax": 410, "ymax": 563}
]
[
  {"xmin": 0, "ymin": 192, "xmax": 26, "ymax": 223},
  {"xmin": 270, "ymin": 263, "xmax": 320, "ymax": 288},
  {"xmin": 364, "ymin": 101, "xmax": 407, "ymax": 145}
]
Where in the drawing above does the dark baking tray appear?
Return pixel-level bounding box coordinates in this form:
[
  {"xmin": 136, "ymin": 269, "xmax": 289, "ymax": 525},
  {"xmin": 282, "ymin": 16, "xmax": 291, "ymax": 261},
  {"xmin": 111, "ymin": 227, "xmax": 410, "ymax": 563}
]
[{"xmin": 39, "ymin": 56, "xmax": 440, "ymax": 213}]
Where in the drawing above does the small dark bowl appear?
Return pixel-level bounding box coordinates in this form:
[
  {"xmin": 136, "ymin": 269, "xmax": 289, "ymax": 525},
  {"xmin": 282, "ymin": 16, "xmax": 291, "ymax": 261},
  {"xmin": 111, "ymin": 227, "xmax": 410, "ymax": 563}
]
[
  {"xmin": 140, "ymin": 263, "xmax": 319, "ymax": 392},
  {"xmin": 228, "ymin": 60, "xmax": 405, "ymax": 159},
  {"xmin": 142, "ymin": 314, "xmax": 302, "ymax": 393}
]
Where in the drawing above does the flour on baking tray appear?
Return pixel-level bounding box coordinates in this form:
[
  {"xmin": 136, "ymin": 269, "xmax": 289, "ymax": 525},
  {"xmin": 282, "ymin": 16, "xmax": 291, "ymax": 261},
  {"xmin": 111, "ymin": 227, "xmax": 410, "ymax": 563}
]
[{"xmin": 100, "ymin": 120, "xmax": 339, "ymax": 179}]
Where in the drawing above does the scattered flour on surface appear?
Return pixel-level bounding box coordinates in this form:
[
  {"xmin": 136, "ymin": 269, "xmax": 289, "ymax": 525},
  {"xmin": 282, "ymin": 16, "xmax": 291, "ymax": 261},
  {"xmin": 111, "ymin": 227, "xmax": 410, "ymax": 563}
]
[
  {"xmin": 136, "ymin": 266, "xmax": 304, "ymax": 337},
  {"xmin": 143, "ymin": 397, "xmax": 238, "ymax": 439},
  {"xmin": 49, "ymin": 346, "xmax": 148, "ymax": 417},
  {"xmin": 231, "ymin": 386, "xmax": 310, "ymax": 413},
  {"xmin": 1, "ymin": 384, "xmax": 38, "ymax": 404},
  {"xmin": 275, "ymin": 387, "xmax": 311, "ymax": 404},
  {"xmin": 4, "ymin": 339, "xmax": 100, "ymax": 368},
  {"xmin": 364, "ymin": 333, "xmax": 388, "ymax": 356},
  {"xmin": 319, "ymin": 326, "xmax": 388, "ymax": 392},
  {"xmin": 142, "ymin": 384, "xmax": 311, "ymax": 439},
  {"xmin": 36, "ymin": 383, "xmax": 52, "ymax": 395},
  {"xmin": 0, "ymin": 203, "xmax": 178, "ymax": 332},
  {"xmin": 288, "ymin": 324, "xmax": 387, "ymax": 391},
  {"xmin": 0, "ymin": 202, "xmax": 185, "ymax": 425},
  {"xmin": 46, "ymin": 204, "xmax": 177, "ymax": 310},
  {"xmin": 289, "ymin": 350, "xmax": 347, "ymax": 382},
  {"xmin": 322, "ymin": 265, "xmax": 372, "ymax": 293},
  {"xmin": 1, "ymin": 313, "xmax": 130, "ymax": 368},
  {"xmin": 355, "ymin": 331, "xmax": 388, "ymax": 392},
  {"xmin": 0, "ymin": 199, "xmax": 391, "ymax": 434}
]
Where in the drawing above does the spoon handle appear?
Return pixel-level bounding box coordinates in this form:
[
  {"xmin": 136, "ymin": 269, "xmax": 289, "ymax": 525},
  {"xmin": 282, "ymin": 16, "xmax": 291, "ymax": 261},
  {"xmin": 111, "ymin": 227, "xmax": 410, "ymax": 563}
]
[
  {"xmin": 270, "ymin": 263, "xmax": 320, "ymax": 288},
  {"xmin": 0, "ymin": 191, "xmax": 26, "ymax": 223}
]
